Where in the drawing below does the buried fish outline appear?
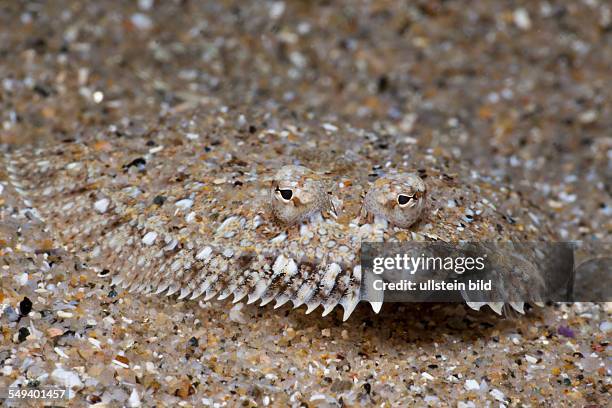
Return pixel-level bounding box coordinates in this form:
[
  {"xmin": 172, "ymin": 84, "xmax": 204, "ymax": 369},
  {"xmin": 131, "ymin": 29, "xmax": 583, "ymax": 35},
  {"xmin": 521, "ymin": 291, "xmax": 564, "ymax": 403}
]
[{"xmin": 2, "ymin": 116, "xmax": 557, "ymax": 320}]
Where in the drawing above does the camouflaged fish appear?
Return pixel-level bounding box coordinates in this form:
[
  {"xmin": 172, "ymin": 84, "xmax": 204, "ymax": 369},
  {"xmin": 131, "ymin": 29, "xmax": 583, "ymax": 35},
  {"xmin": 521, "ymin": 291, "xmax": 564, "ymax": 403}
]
[{"xmin": 2, "ymin": 113, "xmax": 558, "ymax": 320}]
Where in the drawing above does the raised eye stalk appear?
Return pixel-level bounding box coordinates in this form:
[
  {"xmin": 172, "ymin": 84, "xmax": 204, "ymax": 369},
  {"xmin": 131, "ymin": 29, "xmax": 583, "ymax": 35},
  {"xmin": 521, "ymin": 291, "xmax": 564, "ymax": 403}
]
[
  {"xmin": 270, "ymin": 165, "xmax": 332, "ymax": 225},
  {"xmin": 363, "ymin": 173, "xmax": 427, "ymax": 228}
]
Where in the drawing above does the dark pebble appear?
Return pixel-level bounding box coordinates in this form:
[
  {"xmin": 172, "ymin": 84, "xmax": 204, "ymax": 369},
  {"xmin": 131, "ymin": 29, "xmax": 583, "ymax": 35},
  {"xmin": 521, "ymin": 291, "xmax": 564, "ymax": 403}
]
[
  {"xmin": 123, "ymin": 157, "xmax": 146, "ymax": 170},
  {"xmin": 153, "ymin": 195, "xmax": 167, "ymax": 206},
  {"xmin": 377, "ymin": 75, "xmax": 389, "ymax": 93},
  {"xmin": 19, "ymin": 297, "xmax": 33, "ymax": 315},
  {"xmin": 363, "ymin": 382, "xmax": 371, "ymax": 394},
  {"xmin": 18, "ymin": 327, "xmax": 30, "ymax": 343},
  {"xmin": 33, "ymin": 84, "xmax": 51, "ymax": 97}
]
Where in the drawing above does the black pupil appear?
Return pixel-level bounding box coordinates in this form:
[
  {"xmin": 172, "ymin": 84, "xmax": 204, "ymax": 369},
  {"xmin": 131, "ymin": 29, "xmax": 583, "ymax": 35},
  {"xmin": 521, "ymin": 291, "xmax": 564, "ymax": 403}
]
[
  {"xmin": 397, "ymin": 194, "xmax": 411, "ymax": 205},
  {"xmin": 278, "ymin": 189, "xmax": 293, "ymax": 200}
]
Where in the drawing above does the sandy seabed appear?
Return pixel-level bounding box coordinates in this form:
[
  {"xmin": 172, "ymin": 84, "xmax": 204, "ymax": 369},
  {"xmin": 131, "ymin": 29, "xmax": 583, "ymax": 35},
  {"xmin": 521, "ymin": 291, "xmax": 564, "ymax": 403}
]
[{"xmin": 1, "ymin": 1, "xmax": 610, "ymax": 406}]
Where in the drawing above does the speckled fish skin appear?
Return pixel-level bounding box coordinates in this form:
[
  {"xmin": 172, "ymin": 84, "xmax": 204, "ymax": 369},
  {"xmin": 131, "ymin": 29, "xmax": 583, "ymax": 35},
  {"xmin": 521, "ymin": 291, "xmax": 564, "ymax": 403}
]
[
  {"xmin": 363, "ymin": 172, "xmax": 427, "ymax": 228},
  {"xmin": 3, "ymin": 111, "xmax": 558, "ymax": 320}
]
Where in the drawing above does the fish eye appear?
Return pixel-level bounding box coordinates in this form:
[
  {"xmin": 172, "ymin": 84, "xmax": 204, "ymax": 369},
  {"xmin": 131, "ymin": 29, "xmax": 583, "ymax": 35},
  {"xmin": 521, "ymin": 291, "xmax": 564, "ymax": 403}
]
[
  {"xmin": 363, "ymin": 173, "xmax": 426, "ymax": 228},
  {"xmin": 397, "ymin": 194, "xmax": 413, "ymax": 206},
  {"xmin": 276, "ymin": 188, "xmax": 293, "ymax": 201}
]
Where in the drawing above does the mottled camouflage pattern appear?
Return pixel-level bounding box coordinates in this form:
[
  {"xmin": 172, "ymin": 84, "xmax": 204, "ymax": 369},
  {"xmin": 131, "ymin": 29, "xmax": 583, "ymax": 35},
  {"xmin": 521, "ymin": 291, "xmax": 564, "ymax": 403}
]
[{"xmin": 3, "ymin": 115, "xmax": 557, "ymax": 320}]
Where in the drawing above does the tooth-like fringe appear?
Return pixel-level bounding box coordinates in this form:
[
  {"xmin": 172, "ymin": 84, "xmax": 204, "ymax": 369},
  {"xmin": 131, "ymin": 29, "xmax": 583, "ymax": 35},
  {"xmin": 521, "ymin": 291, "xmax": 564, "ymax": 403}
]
[
  {"xmin": 245, "ymin": 256, "xmax": 294, "ymax": 305},
  {"xmin": 203, "ymin": 287, "xmax": 220, "ymax": 301},
  {"xmin": 177, "ymin": 286, "xmax": 193, "ymax": 300},
  {"xmin": 166, "ymin": 283, "xmax": 180, "ymax": 296},
  {"xmin": 291, "ymin": 278, "xmax": 318, "ymax": 308},
  {"xmin": 291, "ymin": 265, "xmax": 326, "ymax": 309},
  {"xmin": 218, "ymin": 255, "xmax": 265, "ymax": 300},
  {"xmin": 151, "ymin": 256, "xmax": 180, "ymax": 295},
  {"xmin": 202, "ymin": 265, "xmax": 231, "ymax": 301},
  {"xmin": 321, "ymin": 271, "xmax": 350, "ymax": 317},
  {"xmin": 304, "ymin": 303, "xmax": 318, "ymax": 315},
  {"xmin": 217, "ymin": 264, "xmax": 252, "ymax": 300},
  {"xmin": 339, "ymin": 266, "xmax": 361, "ymax": 321},
  {"xmin": 230, "ymin": 270, "xmax": 261, "ymax": 303},
  {"xmin": 273, "ymin": 293, "xmax": 291, "ymax": 309},
  {"xmin": 247, "ymin": 265, "xmax": 279, "ymax": 304},
  {"xmin": 128, "ymin": 279, "xmax": 144, "ymax": 294},
  {"xmin": 140, "ymin": 281, "xmax": 156, "ymax": 295},
  {"xmin": 259, "ymin": 292, "xmax": 278, "ymax": 306},
  {"xmin": 259, "ymin": 258, "xmax": 298, "ymax": 306},
  {"xmin": 188, "ymin": 277, "xmax": 209, "ymax": 300},
  {"xmin": 247, "ymin": 276, "xmax": 270, "ymax": 305},
  {"xmin": 188, "ymin": 264, "xmax": 215, "ymax": 300},
  {"xmin": 273, "ymin": 264, "xmax": 315, "ymax": 309},
  {"xmin": 139, "ymin": 260, "xmax": 171, "ymax": 295},
  {"xmin": 144, "ymin": 259, "xmax": 171, "ymax": 295},
  {"xmin": 188, "ymin": 255, "xmax": 226, "ymax": 300},
  {"xmin": 154, "ymin": 279, "xmax": 171, "ymax": 295},
  {"xmin": 369, "ymin": 301, "xmax": 383, "ymax": 314},
  {"xmin": 305, "ymin": 263, "xmax": 342, "ymax": 314},
  {"xmin": 182, "ymin": 249, "xmax": 218, "ymax": 300},
  {"xmin": 120, "ymin": 256, "xmax": 138, "ymax": 290},
  {"xmin": 340, "ymin": 296, "xmax": 359, "ymax": 322},
  {"xmin": 510, "ymin": 302, "xmax": 525, "ymax": 314},
  {"xmin": 231, "ymin": 285, "xmax": 249, "ymax": 303},
  {"xmin": 132, "ymin": 282, "xmax": 149, "ymax": 294},
  {"xmin": 216, "ymin": 292, "xmax": 232, "ymax": 301},
  {"xmin": 150, "ymin": 250, "xmax": 193, "ymax": 294},
  {"xmin": 488, "ymin": 302, "xmax": 504, "ymax": 315},
  {"xmin": 534, "ymin": 301, "xmax": 545, "ymax": 307},
  {"xmin": 174, "ymin": 265, "xmax": 198, "ymax": 299},
  {"xmin": 173, "ymin": 256, "xmax": 206, "ymax": 300},
  {"xmin": 466, "ymin": 301, "xmax": 486, "ymax": 311}
]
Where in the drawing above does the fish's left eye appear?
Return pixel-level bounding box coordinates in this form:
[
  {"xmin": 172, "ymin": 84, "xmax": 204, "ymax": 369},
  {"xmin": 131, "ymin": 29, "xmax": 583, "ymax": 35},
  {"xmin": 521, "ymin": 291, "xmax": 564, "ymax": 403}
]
[{"xmin": 397, "ymin": 194, "xmax": 413, "ymax": 206}]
